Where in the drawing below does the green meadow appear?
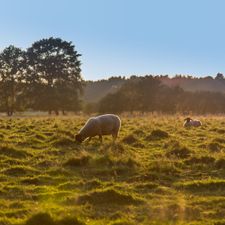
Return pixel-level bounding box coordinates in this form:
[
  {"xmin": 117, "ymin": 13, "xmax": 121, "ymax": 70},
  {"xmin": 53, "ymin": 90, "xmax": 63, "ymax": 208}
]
[{"xmin": 0, "ymin": 115, "xmax": 224, "ymax": 225}]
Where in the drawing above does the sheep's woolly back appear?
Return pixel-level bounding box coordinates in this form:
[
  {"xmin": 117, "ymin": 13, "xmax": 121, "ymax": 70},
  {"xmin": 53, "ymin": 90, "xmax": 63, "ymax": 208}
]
[
  {"xmin": 78, "ymin": 114, "xmax": 121, "ymax": 139},
  {"xmin": 184, "ymin": 118, "xmax": 202, "ymax": 127},
  {"xmin": 191, "ymin": 120, "xmax": 202, "ymax": 127},
  {"xmin": 79, "ymin": 117, "xmax": 99, "ymax": 138}
]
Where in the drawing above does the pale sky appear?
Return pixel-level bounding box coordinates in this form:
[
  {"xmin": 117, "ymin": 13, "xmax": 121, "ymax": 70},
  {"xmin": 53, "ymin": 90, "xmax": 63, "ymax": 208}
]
[{"xmin": 0, "ymin": 0, "xmax": 225, "ymax": 80}]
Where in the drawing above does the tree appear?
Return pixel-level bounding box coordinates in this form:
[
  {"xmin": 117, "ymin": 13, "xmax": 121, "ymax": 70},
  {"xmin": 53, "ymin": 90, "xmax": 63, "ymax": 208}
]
[
  {"xmin": 0, "ymin": 45, "xmax": 25, "ymax": 115},
  {"xmin": 26, "ymin": 37, "xmax": 83, "ymax": 114},
  {"xmin": 98, "ymin": 92, "xmax": 127, "ymax": 113},
  {"xmin": 98, "ymin": 76, "xmax": 163, "ymax": 113},
  {"xmin": 134, "ymin": 76, "xmax": 162, "ymax": 112},
  {"xmin": 215, "ymin": 73, "xmax": 224, "ymax": 80}
]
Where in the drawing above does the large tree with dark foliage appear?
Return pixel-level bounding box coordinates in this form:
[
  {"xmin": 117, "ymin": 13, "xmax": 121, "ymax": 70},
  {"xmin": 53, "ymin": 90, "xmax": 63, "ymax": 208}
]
[
  {"xmin": 0, "ymin": 45, "xmax": 25, "ymax": 115},
  {"xmin": 26, "ymin": 37, "xmax": 83, "ymax": 114}
]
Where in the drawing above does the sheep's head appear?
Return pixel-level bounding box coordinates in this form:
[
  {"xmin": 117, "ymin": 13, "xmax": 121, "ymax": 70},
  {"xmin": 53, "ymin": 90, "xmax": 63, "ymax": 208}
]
[
  {"xmin": 75, "ymin": 134, "xmax": 84, "ymax": 143},
  {"xmin": 184, "ymin": 117, "xmax": 191, "ymax": 122}
]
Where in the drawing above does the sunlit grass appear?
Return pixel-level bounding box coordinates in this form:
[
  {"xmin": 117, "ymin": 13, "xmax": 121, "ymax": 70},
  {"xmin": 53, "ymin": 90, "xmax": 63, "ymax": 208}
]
[{"xmin": 0, "ymin": 115, "xmax": 224, "ymax": 224}]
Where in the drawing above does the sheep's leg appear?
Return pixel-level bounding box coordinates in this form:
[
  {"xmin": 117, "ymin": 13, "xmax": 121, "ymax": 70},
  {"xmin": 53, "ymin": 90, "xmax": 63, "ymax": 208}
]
[
  {"xmin": 112, "ymin": 133, "xmax": 117, "ymax": 142},
  {"xmin": 99, "ymin": 135, "xmax": 103, "ymax": 143},
  {"xmin": 87, "ymin": 137, "xmax": 92, "ymax": 142}
]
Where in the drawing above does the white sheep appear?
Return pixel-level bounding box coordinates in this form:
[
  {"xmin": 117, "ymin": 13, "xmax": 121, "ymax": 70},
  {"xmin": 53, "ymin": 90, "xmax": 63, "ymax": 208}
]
[
  {"xmin": 183, "ymin": 117, "xmax": 202, "ymax": 127},
  {"xmin": 75, "ymin": 114, "xmax": 121, "ymax": 143}
]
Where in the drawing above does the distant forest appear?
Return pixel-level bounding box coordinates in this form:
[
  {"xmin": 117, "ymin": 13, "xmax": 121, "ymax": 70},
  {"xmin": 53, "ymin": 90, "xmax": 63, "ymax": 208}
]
[
  {"xmin": 0, "ymin": 37, "xmax": 225, "ymax": 115},
  {"xmin": 84, "ymin": 74, "xmax": 225, "ymax": 114},
  {"xmin": 84, "ymin": 74, "xmax": 225, "ymax": 103}
]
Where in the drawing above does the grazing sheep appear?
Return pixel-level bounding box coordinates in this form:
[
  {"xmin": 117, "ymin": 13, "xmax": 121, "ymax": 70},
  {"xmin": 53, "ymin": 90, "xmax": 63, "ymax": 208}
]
[
  {"xmin": 183, "ymin": 117, "xmax": 202, "ymax": 127},
  {"xmin": 75, "ymin": 114, "xmax": 121, "ymax": 143}
]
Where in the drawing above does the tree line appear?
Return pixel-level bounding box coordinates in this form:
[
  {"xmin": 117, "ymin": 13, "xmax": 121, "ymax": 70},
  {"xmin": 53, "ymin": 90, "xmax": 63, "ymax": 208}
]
[
  {"xmin": 0, "ymin": 37, "xmax": 83, "ymax": 116},
  {"xmin": 1, "ymin": 38, "xmax": 225, "ymax": 116},
  {"xmin": 98, "ymin": 75, "xmax": 225, "ymax": 114}
]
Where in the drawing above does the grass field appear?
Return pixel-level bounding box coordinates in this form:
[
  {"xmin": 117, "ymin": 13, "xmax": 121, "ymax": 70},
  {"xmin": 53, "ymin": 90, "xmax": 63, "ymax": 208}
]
[{"xmin": 0, "ymin": 115, "xmax": 224, "ymax": 225}]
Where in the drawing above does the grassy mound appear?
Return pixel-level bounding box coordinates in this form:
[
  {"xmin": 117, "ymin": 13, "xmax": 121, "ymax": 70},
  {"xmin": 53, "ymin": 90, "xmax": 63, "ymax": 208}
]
[
  {"xmin": 93, "ymin": 153, "xmax": 138, "ymax": 169},
  {"xmin": 208, "ymin": 142, "xmax": 224, "ymax": 152},
  {"xmin": 21, "ymin": 177, "xmax": 41, "ymax": 185},
  {"xmin": 52, "ymin": 136, "xmax": 75, "ymax": 147},
  {"xmin": 0, "ymin": 144, "xmax": 29, "ymax": 158},
  {"xmin": 213, "ymin": 138, "xmax": 225, "ymax": 144},
  {"xmin": 185, "ymin": 156, "xmax": 215, "ymax": 165},
  {"xmin": 166, "ymin": 146, "xmax": 191, "ymax": 158},
  {"xmin": 109, "ymin": 219, "xmax": 135, "ymax": 225},
  {"xmin": 63, "ymin": 155, "xmax": 90, "ymax": 167},
  {"xmin": 3, "ymin": 166, "xmax": 37, "ymax": 176},
  {"xmin": 34, "ymin": 133, "xmax": 47, "ymax": 141},
  {"xmin": 122, "ymin": 134, "xmax": 138, "ymax": 145},
  {"xmin": 77, "ymin": 188, "xmax": 142, "ymax": 205},
  {"xmin": 145, "ymin": 129, "xmax": 169, "ymax": 140},
  {"xmin": 176, "ymin": 179, "xmax": 225, "ymax": 193},
  {"xmin": 26, "ymin": 213, "xmax": 54, "ymax": 225},
  {"xmin": 84, "ymin": 179, "xmax": 102, "ymax": 190},
  {"xmin": 215, "ymin": 159, "xmax": 225, "ymax": 169},
  {"xmin": 57, "ymin": 217, "xmax": 85, "ymax": 225},
  {"xmin": 26, "ymin": 212, "xmax": 85, "ymax": 225},
  {"xmin": 132, "ymin": 129, "xmax": 145, "ymax": 136},
  {"xmin": 165, "ymin": 141, "xmax": 191, "ymax": 158},
  {"xmin": 213, "ymin": 128, "xmax": 225, "ymax": 134},
  {"xmin": 36, "ymin": 160, "xmax": 55, "ymax": 168}
]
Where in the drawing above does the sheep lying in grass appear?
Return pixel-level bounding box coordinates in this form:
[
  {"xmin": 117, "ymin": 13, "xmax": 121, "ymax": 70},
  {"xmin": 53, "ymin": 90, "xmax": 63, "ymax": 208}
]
[
  {"xmin": 75, "ymin": 114, "xmax": 121, "ymax": 143},
  {"xmin": 183, "ymin": 117, "xmax": 202, "ymax": 127}
]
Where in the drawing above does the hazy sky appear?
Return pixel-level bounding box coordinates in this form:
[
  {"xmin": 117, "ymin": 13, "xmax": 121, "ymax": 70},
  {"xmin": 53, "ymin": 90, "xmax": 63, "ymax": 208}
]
[{"xmin": 0, "ymin": 0, "xmax": 224, "ymax": 80}]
